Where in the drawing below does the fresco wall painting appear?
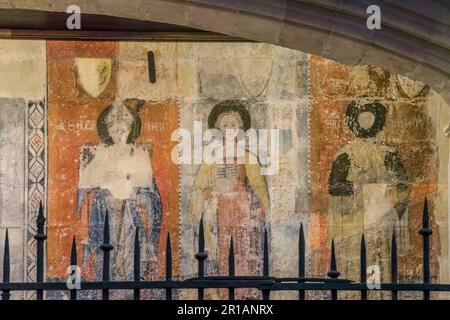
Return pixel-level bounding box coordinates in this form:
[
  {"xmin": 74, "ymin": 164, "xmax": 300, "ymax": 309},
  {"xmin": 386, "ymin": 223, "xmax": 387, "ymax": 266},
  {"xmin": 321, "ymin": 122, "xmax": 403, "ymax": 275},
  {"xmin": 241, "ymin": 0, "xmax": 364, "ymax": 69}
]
[{"xmin": 0, "ymin": 39, "xmax": 448, "ymax": 299}]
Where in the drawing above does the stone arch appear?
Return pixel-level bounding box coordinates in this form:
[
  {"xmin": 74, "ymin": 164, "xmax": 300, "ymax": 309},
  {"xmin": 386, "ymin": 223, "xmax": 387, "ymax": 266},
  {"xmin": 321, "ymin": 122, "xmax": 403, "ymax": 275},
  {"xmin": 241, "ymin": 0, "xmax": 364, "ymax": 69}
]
[{"xmin": 0, "ymin": 0, "xmax": 448, "ymax": 103}]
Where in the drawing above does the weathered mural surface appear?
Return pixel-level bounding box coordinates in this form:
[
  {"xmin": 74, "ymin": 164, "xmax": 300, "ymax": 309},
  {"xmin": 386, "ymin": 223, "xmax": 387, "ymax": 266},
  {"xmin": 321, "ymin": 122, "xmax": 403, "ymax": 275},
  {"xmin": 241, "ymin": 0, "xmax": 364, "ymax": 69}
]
[
  {"xmin": 46, "ymin": 41, "xmax": 180, "ymax": 299},
  {"xmin": 0, "ymin": 40, "xmax": 449, "ymax": 299},
  {"xmin": 177, "ymin": 45, "xmax": 309, "ymax": 300},
  {"xmin": 0, "ymin": 40, "xmax": 46, "ymax": 299},
  {"xmin": 309, "ymin": 56, "xmax": 448, "ymax": 299}
]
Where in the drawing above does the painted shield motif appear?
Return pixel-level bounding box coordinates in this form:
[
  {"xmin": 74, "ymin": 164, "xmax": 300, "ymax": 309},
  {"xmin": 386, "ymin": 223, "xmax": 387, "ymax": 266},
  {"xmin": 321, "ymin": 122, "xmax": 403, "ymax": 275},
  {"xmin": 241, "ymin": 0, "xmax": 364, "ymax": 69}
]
[
  {"xmin": 239, "ymin": 57, "xmax": 273, "ymax": 97},
  {"xmin": 75, "ymin": 58, "xmax": 112, "ymax": 98},
  {"xmin": 395, "ymin": 74, "xmax": 429, "ymax": 99}
]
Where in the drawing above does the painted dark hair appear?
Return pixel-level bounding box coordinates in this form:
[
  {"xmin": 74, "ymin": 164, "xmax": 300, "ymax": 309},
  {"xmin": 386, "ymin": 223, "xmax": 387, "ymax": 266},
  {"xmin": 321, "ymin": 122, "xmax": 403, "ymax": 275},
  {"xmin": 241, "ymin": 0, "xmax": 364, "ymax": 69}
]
[
  {"xmin": 97, "ymin": 104, "xmax": 142, "ymax": 145},
  {"xmin": 345, "ymin": 101, "xmax": 388, "ymax": 138},
  {"xmin": 207, "ymin": 100, "xmax": 251, "ymax": 131}
]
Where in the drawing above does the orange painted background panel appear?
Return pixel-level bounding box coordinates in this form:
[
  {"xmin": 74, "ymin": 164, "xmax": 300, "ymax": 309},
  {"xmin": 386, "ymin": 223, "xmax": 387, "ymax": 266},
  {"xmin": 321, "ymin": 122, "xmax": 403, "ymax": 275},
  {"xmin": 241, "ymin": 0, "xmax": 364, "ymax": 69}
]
[
  {"xmin": 309, "ymin": 55, "xmax": 441, "ymax": 278},
  {"xmin": 47, "ymin": 41, "xmax": 180, "ymax": 278}
]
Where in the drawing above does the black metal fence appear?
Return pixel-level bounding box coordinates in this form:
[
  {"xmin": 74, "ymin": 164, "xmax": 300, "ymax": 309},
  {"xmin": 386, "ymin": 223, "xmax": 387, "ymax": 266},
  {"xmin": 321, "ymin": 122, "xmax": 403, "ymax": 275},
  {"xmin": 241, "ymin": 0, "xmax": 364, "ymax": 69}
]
[{"xmin": 1, "ymin": 198, "xmax": 449, "ymax": 300}]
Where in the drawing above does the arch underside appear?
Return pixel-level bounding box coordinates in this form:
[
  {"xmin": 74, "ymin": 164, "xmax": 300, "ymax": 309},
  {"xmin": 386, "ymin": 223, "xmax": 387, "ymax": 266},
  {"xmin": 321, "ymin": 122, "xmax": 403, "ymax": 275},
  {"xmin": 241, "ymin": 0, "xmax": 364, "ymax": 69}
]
[{"xmin": 0, "ymin": 0, "xmax": 448, "ymax": 103}]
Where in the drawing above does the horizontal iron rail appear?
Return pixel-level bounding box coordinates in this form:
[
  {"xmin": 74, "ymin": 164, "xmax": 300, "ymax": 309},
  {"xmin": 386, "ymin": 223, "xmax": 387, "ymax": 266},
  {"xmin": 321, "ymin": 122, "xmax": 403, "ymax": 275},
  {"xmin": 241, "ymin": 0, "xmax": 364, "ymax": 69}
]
[
  {"xmin": 185, "ymin": 276, "xmax": 352, "ymax": 283},
  {"xmin": 0, "ymin": 281, "xmax": 449, "ymax": 292},
  {"xmin": 2, "ymin": 198, "xmax": 448, "ymax": 300}
]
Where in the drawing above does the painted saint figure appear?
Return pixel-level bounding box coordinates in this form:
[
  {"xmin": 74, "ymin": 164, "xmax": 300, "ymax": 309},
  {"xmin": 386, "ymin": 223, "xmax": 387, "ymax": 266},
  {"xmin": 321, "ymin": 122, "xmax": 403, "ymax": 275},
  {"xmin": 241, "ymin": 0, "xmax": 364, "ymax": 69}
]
[
  {"xmin": 328, "ymin": 101, "xmax": 410, "ymax": 295},
  {"xmin": 77, "ymin": 99, "xmax": 163, "ymax": 297},
  {"xmin": 188, "ymin": 100, "xmax": 270, "ymax": 299}
]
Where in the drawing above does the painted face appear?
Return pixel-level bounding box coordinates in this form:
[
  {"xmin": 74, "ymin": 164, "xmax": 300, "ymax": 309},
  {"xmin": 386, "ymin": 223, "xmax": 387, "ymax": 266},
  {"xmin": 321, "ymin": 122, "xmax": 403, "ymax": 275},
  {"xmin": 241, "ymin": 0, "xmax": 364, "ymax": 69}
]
[
  {"xmin": 216, "ymin": 112, "xmax": 243, "ymax": 136},
  {"xmin": 358, "ymin": 111, "xmax": 376, "ymax": 130},
  {"xmin": 106, "ymin": 103, "xmax": 134, "ymax": 144}
]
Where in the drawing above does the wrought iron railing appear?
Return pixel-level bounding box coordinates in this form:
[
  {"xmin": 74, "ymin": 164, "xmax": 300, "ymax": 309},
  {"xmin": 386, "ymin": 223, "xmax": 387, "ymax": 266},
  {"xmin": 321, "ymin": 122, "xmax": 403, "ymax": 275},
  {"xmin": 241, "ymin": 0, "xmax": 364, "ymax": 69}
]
[{"xmin": 0, "ymin": 198, "xmax": 449, "ymax": 300}]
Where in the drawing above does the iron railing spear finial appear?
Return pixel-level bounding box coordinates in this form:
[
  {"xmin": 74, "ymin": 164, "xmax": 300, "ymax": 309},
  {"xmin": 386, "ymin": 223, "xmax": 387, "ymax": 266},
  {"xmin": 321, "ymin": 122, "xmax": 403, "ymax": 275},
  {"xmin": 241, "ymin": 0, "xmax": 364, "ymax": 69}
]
[
  {"xmin": 419, "ymin": 197, "xmax": 432, "ymax": 300},
  {"xmin": 2, "ymin": 229, "xmax": 10, "ymax": 300}
]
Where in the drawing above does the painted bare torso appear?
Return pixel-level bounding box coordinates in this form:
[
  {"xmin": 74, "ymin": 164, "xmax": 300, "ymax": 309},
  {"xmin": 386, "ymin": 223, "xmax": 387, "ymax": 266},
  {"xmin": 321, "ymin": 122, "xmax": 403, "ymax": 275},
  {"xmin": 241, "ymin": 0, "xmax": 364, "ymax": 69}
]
[{"xmin": 79, "ymin": 144, "xmax": 153, "ymax": 200}]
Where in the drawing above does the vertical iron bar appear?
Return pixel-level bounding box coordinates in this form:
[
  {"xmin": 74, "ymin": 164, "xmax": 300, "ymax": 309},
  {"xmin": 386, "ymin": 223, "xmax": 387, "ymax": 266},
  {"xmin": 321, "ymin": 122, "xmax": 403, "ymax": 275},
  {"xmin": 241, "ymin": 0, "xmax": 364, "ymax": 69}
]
[
  {"xmin": 2, "ymin": 229, "xmax": 10, "ymax": 300},
  {"xmin": 100, "ymin": 212, "xmax": 113, "ymax": 300},
  {"xmin": 262, "ymin": 229, "xmax": 270, "ymax": 300},
  {"xmin": 134, "ymin": 227, "xmax": 140, "ymax": 300},
  {"xmin": 327, "ymin": 239, "xmax": 340, "ymax": 300},
  {"xmin": 360, "ymin": 234, "xmax": 367, "ymax": 300},
  {"xmin": 391, "ymin": 230, "xmax": 398, "ymax": 300},
  {"xmin": 298, "ymin": 223, "xmax": 305, "ymax": 300},
  {"xmin": 419, "ymin": 198, "xmax": 432, "ymax": 300},
  {"xmin": 34, "ymin": 202, "xmax": 46, "ymax": 300},
  {"xmin": 195, "ymin": 218, "xmax": 207, "ymax": 300},
  {"xmin": 228, "ymin": 237, "xmax": 235, "ymax": 300},
  {"xmin": 69, "ymin": 235, "xmax": 77, "ymax": 300},
  {"xmin": 166, "ymin": 233, "xmax": 172, "ymax": 300}
]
